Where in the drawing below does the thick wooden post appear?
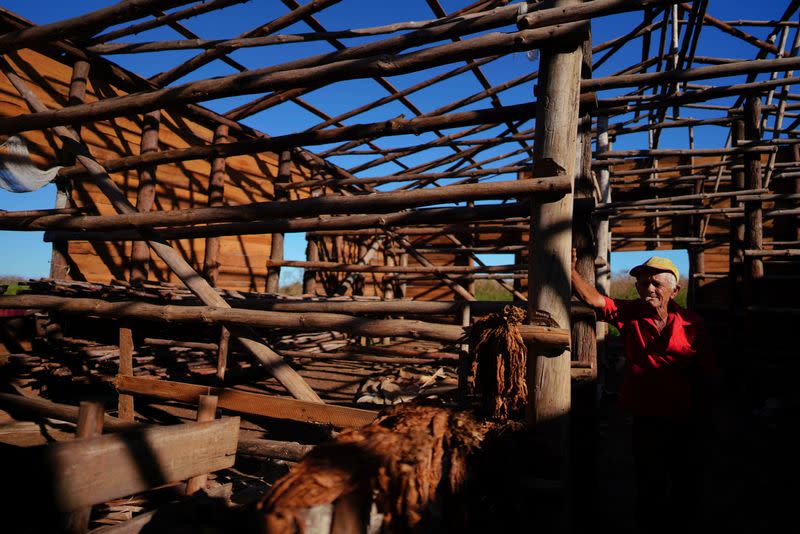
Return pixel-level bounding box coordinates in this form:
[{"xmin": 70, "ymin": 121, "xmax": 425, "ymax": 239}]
[
  {"xmin": 130, "ymin": 110, "xmax": 161, "ymax": 283},
  {"xmin": 202, "ymin": 124, "xmax": 229, "ymax": 286},
  {"xmin": 185, "ymin": 395, "xmax": 219, "ymax": 495},
  {"xmin": 744, "ymin": 96, "xmax": 764, "ymax": 305},
  {"xmin": 526, "ymin": 1, "xmax": 583, "ymax": 517},
  {"xmin": 266, "ymin": 150, "xmax": 292, "ymax": 293},
  {"xmin": 62, "ymin": 401, "xmax": 104, "ymax": 534}
]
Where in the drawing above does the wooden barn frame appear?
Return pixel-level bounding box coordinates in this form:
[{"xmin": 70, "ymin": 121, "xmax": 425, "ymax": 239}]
[{"xmin": 0, "ymin": 0, "xmax": 797, "ymax": 532}]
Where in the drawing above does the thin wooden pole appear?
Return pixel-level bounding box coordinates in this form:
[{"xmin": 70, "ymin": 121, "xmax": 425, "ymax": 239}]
[
  {"xmin": 118, "ymin": 325, "xmax": 135, "ymax": 421},
  {"xmin": 0, "ymin": 294, "xmax": 571, "ymax": 349},
  {"xmin": 202, "ymin": 125, "xmax": 229, "ymax": 286},
  {"xmin": 185, "ymin": 395, "xmax": 219, "ymax": 495},
  {"xmin": 25, "ymin": 177, "xmax": 566, "ymax": 233},
  {"xmin": 266, "ymin": 150, "xmax": 293, "ymax": 293},
  {"xmin": 744, "ymin": 96, "xmax": 765, "ymax": 305},
  {"xmin": 304, "ymin": 236, "xmax": 319, "ymax": 295},
  {"xmin": 48, "ymin": 58, "xmax": 90, "ymax": 280},
  {"xmin": 0, "ymin": 0, "xmax": 197, "ymax": 54},
  {"xmin": 0, "ymin": 24, "xmax": 585, "ymax": 134},
  {"xmin": 129, "ymin": 110, "xmax": 161, "ymax": 283}
]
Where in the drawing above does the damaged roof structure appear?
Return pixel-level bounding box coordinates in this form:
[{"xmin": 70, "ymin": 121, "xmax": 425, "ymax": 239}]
[{"xmin": 0, "ymin": 0, "xmax": 796, "ymax": 532}]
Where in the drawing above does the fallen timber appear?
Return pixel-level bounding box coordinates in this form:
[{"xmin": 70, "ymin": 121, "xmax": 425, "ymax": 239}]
[
  {"xmin": 4, "ymin": 178, "xmax": 567, "ymax": 233},
  {"xmin": 0, "ymin": 294, "xmax": 571, "ymax": 350}
]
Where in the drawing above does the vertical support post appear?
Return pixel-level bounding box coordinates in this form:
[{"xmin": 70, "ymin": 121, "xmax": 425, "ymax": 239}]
[
  {"xmin": 729, "ymin": 119, "xmax": 746, "ymax": 309},
  {"xmin": 203, "ymin": 125, "xmax": 230, "ymax": 381},
  {"xmin": 689, "ymin": 176, "xmax": 706, "ymax": 309},
  {"xmin": 526, "ymin": 2, "xmax": 583, "ymax": 520},
  {"xmin": 130, "ymin": 110, "xmax": 161, "ymax": 283},
  {"xmin": 118, "ymin": 326, "xmax": 134, "ymax": 421},
  {"xmin": 185, "ymin": 395, "xmax": 219, "ymax": 495},
  {"xmin": 744, "ymin": 96, "xmax": 764, "ymax": 305},
  {"xmin": 217, "ymin": 326, "xmax": 230, "ymax": 383},
  {"xmin": 266, "ymin": 150, "xmax": 292, "ymax": 293},
  {"xmin": 202, "ymin": 124, "xmax": 229, "ymax": 286},
  {"xmin": 49, "ymin": 59, "xmax": 90, "ymax": 280},
  {"xmin": 594, "ymin": 116, "xmax": 611, "ymax": 366},
  {"xmin": 303, "ymin": 236, "xmax": 319, "ymax": 295},
  {"xmin": 382, "ymin": 246, "xmax": 395, "ymax": 345},
  {"xmin": 399, "ymin": 252, "xmax": 408, "ymax": 299},
  {"xmin": 63, "ymin": 401, "xmax": 105, "ymax": 534},
  {"xmin": 458, "ymin": 202, "xmax": 474, "ymax": 354},
  {"xmin": 571, "ymin": 37, "xmax": 597, "ymax": 534},
  {"xmin": 122, "ymin": 109, "xmax": 159, "ymax": 422}
]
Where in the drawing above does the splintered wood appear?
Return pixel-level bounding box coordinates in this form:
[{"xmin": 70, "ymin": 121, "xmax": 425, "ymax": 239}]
[{"xmin": 257, "ymin": 405, "xmax": 496, "ymax": 533}]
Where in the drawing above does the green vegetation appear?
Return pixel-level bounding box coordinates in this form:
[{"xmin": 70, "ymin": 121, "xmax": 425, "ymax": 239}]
[
  {"xmin": 474, "ymin": 279, "xmax": 513, "ymax": 301},
  {"xmin": 0, "ymin": 276, "xmax": 28, "ymax": 295}
]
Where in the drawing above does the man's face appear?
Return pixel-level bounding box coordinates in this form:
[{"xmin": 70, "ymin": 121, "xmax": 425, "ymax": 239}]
[{"xmin": 634, "ymin": 270, "xmax": 679, "ymax": 310}]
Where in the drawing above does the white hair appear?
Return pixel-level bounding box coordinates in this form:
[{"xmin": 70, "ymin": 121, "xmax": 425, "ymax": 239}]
[{"xmin": 653, "ymin": 271, "xmax": 677, "ymax": 290}]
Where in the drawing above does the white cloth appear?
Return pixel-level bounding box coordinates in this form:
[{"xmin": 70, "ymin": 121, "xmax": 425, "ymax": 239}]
[{"xmin": 0, "ymin": 135, "xmax": 63, "ymax": 193}]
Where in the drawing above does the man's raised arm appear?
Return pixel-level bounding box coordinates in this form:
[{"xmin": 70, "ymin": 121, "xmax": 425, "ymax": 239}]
[{"xmin": 571, "ymin": 248, "xmax": 606, "ymax": 309}]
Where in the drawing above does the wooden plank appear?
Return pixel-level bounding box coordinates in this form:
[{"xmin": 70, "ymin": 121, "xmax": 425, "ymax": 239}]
[
  {"xmin": 115, "ymin": 375, "xmax": 376, "ymax": 428},
  {"xmin": 46, "ymin": 417, "xmax": 238, "ymax": 511}
]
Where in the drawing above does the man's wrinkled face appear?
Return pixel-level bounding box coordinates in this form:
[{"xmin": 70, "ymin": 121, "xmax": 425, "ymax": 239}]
[{"xmin": 634, "ymin": 270, "xmax": 679, "ymax": 310}]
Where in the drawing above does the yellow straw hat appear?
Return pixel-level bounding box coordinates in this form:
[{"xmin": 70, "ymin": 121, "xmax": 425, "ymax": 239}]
[{"xmin": 629, "ymin": 256, "xmax": 679, "ymax": 282}]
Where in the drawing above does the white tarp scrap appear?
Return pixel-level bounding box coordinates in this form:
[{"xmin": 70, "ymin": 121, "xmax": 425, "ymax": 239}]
[{"xmin": 0, "ymin": 135, "xmax": 63, "ymax": 193}]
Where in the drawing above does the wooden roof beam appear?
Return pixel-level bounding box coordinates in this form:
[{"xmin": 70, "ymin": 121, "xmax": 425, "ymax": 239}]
[
  {"xmin": 150, "ymin": 0, "xmax": 342, "ymax": 86},
  {"xmin": 0, "ymin": 0, "xmax": 198, "ymax": 54}
]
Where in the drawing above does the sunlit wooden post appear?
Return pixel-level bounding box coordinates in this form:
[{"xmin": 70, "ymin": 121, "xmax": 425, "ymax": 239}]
[{"xmin": 524, "ymin": 1, "xmax": 584, "ymax": 528}]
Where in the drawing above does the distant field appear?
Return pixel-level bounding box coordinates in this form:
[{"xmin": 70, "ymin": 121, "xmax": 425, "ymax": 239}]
[{"xmin": 0, "ymin": 276, "xmax": 28, "ymax": 295}]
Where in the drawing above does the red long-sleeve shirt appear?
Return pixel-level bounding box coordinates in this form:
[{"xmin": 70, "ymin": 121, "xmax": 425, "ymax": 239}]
[{"xmin": 600, "ymin": 296, "xmax": 715, "ymax": 419}]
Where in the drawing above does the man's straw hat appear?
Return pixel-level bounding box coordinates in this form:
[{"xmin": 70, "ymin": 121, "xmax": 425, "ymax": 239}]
[{"xmin": 629, "ymin": 256, "xmax": 680, "ymax": 282}]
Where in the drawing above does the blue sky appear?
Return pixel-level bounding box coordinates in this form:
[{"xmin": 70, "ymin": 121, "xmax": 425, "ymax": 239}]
[{"xmin": 0, "ymin": 1, "xmax": 783, "ymax": 279}]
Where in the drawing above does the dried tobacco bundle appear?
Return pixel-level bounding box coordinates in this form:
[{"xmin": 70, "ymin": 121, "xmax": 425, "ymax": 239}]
[
  {"xmin": 465, "ymin": 305, "xmax": 530, "ymax": 420},
  {"xmin": 258, "ymin": 405, "xmax": 489, "ymax": 534}
]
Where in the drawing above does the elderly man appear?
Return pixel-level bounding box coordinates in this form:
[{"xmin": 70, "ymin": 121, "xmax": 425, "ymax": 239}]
[{"xmin": 571, "ymin": 254, "xmax": 715, "ymax": 534}]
